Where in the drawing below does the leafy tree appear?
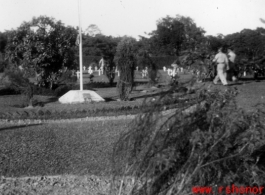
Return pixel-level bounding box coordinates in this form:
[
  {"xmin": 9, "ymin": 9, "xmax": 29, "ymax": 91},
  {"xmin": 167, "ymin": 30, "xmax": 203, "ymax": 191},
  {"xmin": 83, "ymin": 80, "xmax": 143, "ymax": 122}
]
[
  {"xmin": 82, "ymin": 34, "xmax": 121, "ymax": 57},
  {"xmin": 177, "ymin": 16, "xmax": 206, "ymax": 52},
  {"xmin": 5, "ymin": 16, "xmax": 78, "ymax": 89},
  {"xmin": 146, "ymin": 15, "xmax": 206, "ymax": 56},
  {"xmin": 205, "ymin": 35, "xmax": 224, "ymax": 52},
  {"xmin": 148, "ymin": 15, "xmax": 185, "ymax": 56}
]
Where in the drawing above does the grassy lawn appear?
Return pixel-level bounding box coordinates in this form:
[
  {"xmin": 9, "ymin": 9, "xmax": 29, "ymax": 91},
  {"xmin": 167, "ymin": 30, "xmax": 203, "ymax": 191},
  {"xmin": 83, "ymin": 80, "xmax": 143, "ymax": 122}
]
[
  {"xmin": 207, "ymin": 79, "xmax": 265, "ymax": 112},
  {"xmin": 0, "ymin": 70, "xmax": 173, "ymax": 114},
  {"xmin": 0, "ymin": 70, "xmax": 264, "ymax": 179},
  {"xmin": 0, "ymin": 119, "xmax": 131, "ymax": 177}
]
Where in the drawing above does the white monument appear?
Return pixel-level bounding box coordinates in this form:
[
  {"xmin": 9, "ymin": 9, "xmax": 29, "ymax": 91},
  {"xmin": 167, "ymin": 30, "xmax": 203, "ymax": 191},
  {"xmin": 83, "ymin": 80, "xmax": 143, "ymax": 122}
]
[
  {"xmin": 142, "ymin": 69, "xmax": 148, "ymax": 78},
  {"xmin": 167, "ymin": 68, "xmax": 172, "ymax": 76},
  {"xmin": 59, "ymin": 90, "xmax": 105, "ymax": 104},
  {"xmin": 163, "ymin": 66, "xmax": 166, "ymax": 71},
  {"xmin": 88, "ymin": 66, "xmax": 93, "ymax": 74},
  {"xmin": 59, "ymin": 0, "xmax": 104, "ymax": 104}
]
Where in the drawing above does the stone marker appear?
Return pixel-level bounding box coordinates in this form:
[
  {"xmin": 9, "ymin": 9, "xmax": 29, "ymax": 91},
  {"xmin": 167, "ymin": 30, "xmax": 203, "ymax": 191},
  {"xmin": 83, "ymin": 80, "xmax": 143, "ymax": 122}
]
[{"xmin": 59, "ymin": 90, "xmax": 105, "ymax": 104}]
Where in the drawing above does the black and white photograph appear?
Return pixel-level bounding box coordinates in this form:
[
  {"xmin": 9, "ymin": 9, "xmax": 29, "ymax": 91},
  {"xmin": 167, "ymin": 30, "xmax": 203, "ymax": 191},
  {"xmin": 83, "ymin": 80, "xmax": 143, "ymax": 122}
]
[{"xmin": 0, "ymin": 0, "xmax": 265, "ymax": 194}]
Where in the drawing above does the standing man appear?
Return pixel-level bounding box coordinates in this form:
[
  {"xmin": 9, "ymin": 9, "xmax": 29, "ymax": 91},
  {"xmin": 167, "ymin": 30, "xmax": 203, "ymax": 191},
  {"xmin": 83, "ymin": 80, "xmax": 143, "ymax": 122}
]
[
  {"xmin": 212, "ymin": 47, "xmax": 229, "ymax": 86},
  {"xmin": 227, "ymin": 48, "xmax": 238, "ymax": 82}
]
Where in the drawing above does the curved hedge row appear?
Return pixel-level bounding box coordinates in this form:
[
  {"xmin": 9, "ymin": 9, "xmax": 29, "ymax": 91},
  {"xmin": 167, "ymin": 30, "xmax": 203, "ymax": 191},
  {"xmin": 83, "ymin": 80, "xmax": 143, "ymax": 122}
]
[{"xmin": 0, "ymin": 95, "xmax": 196, "ymax": 120}]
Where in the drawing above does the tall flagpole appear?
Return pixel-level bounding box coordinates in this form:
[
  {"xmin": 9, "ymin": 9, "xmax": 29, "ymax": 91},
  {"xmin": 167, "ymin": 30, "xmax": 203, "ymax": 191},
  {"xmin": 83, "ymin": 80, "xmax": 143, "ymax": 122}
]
[{"xmin": 78, "ymin": 0, "xmax": 83, "ymax": 91}]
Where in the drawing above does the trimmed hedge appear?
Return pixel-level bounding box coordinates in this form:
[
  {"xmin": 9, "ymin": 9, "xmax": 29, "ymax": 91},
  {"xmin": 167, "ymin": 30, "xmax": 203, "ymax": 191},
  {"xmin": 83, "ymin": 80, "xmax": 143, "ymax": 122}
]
[{"xmin": 0, "ymin": 94, "xmax": 195, "ymax": 120}]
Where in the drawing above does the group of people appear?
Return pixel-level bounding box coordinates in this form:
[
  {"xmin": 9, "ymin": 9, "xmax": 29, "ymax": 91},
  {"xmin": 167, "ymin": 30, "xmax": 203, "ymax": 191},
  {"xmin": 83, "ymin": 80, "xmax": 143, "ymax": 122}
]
[{"xmin": 212, "ymin": 47, "xmax": 237, "ymax": 86}]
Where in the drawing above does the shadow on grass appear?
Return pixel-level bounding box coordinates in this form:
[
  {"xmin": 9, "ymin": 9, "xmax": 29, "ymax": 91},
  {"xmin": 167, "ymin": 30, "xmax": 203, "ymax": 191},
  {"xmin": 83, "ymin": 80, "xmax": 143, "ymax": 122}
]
[
  {"xmin": 131, "ymin": 91, "xmax": 173, "ymax": 100},
  {"xmin": 239, "ymin": 77, "xmax": 265, "ymax": 81},
  {"xmin": 228, "ymin": 82, "xmax": 244, "ymax": 86},
  {"xmin": 104, "ymin": 97, "xmax": 118, "ymax": 102},
  {"xmin": 0, "ymin": 87, "xmax": 20, "ymax": 96},
  {"xmin": 0, "ymin": 124, "xmax": 42, "ymax": 132}
]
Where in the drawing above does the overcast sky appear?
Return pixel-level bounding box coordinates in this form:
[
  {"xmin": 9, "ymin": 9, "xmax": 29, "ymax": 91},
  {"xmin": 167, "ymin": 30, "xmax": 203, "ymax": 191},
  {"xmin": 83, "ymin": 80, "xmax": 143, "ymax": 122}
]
[{"xmin": 0, "ymin": 0, "xmax": 264, "ymax": 39}]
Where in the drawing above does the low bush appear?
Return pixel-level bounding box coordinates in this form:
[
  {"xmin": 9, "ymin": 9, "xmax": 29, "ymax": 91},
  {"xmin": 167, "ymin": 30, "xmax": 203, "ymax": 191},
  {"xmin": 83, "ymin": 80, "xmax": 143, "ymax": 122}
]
[
  {"xmin": 54, "ymin": 85, "xmax": 72, "ymax": 97},
  {"xmin": 2, "ymin": 69, "xmax": 35, "ymax": 106},
  {"xmin": 112, "ymin": 86, "xmax": 265, "ymax": 195},
  {"xmin": 33, "ymin": 86, "xmax": 55, "ymax": 96}
]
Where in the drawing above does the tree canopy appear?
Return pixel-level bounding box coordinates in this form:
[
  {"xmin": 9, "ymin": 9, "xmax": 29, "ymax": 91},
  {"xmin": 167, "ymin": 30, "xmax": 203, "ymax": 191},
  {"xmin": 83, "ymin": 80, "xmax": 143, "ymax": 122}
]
[{"xmin": 5, "ymin": 16, "xmax": 78, "ymax": 88}]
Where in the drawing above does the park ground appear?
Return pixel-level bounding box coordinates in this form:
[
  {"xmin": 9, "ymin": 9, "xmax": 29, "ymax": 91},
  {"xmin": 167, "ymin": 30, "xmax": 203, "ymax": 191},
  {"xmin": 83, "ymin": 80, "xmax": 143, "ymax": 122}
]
[{"xmin": 0, "ymin": 70, "xmax": 264, "ymax": 194}]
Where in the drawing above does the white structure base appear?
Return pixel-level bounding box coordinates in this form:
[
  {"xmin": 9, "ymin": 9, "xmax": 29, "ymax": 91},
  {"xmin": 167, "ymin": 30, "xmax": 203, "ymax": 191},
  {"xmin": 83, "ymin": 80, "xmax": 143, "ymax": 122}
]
[{"xmin": 59, "ymin": 90, "xmax": 105, "ymax": 104}]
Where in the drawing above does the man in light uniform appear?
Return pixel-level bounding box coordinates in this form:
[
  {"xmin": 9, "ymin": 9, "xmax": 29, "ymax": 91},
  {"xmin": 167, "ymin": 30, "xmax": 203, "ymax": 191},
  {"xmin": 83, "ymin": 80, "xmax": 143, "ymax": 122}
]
[
  {"xmin": 212, "ymin": 47, "xmax": 229, "ymax": 86},
  {"xmin": 227, "ymin": 48, "xmax": 237, "ymax": 82}
]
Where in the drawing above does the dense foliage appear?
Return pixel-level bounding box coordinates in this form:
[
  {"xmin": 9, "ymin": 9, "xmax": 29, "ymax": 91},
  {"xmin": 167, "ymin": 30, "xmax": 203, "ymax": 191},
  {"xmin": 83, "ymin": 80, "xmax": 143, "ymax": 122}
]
[
  {"xmin": 115, "ymin": 37, "xmax": 137, "ymax": 101},
  {"xmin": 2, "ymin": 68, "xmax": 35, "ymax": 107},
  {"xmin": 112, "ymin": 84, "xmax": 265, "ymax": 195},
  {"xmin": 4, "ymin": 16, "xmax": 78, "ymax": 89},
  {"xmin": 1, "ymin": 14, "xmax": 265, "ymax": 78},
  {"xmin": 83, "ymin": 34, "xmax": 121, "ymax": 57}
]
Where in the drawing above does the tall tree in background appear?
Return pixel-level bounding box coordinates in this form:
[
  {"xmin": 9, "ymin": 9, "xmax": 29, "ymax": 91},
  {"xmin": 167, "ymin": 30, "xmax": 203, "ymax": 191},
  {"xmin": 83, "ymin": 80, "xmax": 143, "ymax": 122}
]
[
  {"xmin": 206, "ymin": 35, "xmax": 224, "ymax": 52},
  {"xmin": 177, "ymin": 16, "xmax": 206, "ymax": 52},
  {"xmin": 224, "ymin": 28, "xmax": 265, "ymax": 60},
  {"xmin": 84, "ymin": 24, "xmax": 101, "ymax": 37},
  {"xmin": 148, "ymin": 15, "xmax": 185, "ymax": 56},
  {"xmin": 5, "ymin": 16, "xmax": 78, "ymax": 89},
  {"xmin": 146, "ymin": 15, "xmax": 206, "ymax": 56},
  {"xmin": 82, "ymin": 34, "xmax": 120, "ymax": 57}
]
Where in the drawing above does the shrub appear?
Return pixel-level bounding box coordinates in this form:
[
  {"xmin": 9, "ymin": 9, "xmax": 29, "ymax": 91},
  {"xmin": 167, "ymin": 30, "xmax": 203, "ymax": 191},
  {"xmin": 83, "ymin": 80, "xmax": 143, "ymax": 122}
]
[
  {"xmin": 112, "ymin": 85, "xmax": 265, "ymax": 195},
  {"xmin": 54, "ymin": 85, "xmax": 72, "ymax": 97},
  {"xmin": 3, "ymin": 68, "xmax": 35, "ymax": 106},
  {"xmin": 33, "ymin": 86, "xmax": 55, "ymax": 96}
]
